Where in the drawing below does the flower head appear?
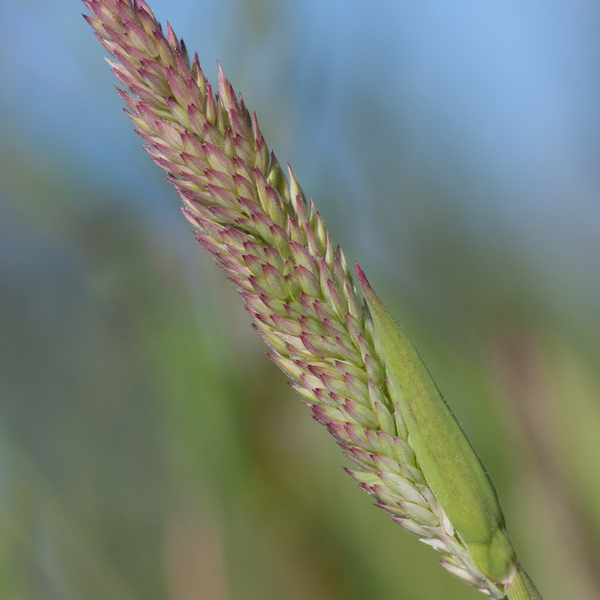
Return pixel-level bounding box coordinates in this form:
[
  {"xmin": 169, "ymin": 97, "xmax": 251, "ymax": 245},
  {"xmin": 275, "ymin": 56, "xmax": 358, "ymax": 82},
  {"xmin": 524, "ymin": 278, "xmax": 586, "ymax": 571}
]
[{"xmin": 83, "ymin": 2, "xmax": 542, "ymax": 598}]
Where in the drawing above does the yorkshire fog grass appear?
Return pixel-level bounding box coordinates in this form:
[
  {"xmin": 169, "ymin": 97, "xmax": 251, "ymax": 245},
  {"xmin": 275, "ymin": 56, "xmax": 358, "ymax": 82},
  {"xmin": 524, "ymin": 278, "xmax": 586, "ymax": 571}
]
[{"xmin": 83, "ymin": 1, "xmax": 544, "ymax": 598}]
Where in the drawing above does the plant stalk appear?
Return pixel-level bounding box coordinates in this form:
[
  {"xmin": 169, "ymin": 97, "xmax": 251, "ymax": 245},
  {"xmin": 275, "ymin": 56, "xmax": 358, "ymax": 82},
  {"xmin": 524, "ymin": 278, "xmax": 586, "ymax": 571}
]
[{"xmin": 506, "ymin": 563, "xmax": 544, "ymax": 600}]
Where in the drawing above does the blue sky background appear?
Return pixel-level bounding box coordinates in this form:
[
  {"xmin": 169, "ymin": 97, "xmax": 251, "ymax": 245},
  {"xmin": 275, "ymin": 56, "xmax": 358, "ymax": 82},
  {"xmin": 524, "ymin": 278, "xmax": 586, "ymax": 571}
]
[{"xmin": 3, "ymin": 0, "xmax": 599, "ymax": 300}]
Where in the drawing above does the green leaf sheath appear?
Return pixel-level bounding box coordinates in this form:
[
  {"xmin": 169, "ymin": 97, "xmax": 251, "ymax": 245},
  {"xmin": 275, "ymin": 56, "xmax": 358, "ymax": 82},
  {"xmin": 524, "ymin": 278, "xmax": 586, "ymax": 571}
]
[{"xmin": 356, "ymin": 265, "xmax": 517, "ymax": 583}]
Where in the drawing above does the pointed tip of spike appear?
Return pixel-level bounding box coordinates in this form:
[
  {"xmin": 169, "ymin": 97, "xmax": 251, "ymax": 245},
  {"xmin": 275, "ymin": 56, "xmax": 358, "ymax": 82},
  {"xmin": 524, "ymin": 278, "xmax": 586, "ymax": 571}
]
[
  {"xmin": 355, "ymin": 263, "xmax": 371, "ymax": 293},
  {"xmin": 356, "ymin": 263, "xmax": 383, "ymax": 318}
]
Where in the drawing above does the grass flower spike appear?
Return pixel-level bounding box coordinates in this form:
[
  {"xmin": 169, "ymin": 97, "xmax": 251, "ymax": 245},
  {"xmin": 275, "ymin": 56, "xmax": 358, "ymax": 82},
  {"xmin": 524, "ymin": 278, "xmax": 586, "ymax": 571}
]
[{"xmin": 83, "ymin": 1, "xmax": 543, "ymax": 598}]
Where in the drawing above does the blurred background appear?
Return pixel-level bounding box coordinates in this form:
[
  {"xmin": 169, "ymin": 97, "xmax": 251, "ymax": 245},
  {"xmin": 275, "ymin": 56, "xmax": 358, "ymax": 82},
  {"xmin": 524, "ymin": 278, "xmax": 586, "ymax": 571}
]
[{"xmin": 1, "ymin": 0, "xmax": 599, "ymax": 598}]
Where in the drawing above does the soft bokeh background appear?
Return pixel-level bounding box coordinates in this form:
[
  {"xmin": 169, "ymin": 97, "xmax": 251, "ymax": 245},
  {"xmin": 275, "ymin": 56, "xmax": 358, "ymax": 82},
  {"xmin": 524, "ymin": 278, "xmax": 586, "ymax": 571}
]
[{"xmin": 1, "ymin": 1, "xmax": 599, "ymax": 598}]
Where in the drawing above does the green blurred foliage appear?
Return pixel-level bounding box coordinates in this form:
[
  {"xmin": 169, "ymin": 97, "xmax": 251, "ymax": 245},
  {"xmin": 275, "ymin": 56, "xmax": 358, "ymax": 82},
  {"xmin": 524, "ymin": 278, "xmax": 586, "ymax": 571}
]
[{"xmin": 1, "ymin": 1, "xmax": 600, "ymax": 599}]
